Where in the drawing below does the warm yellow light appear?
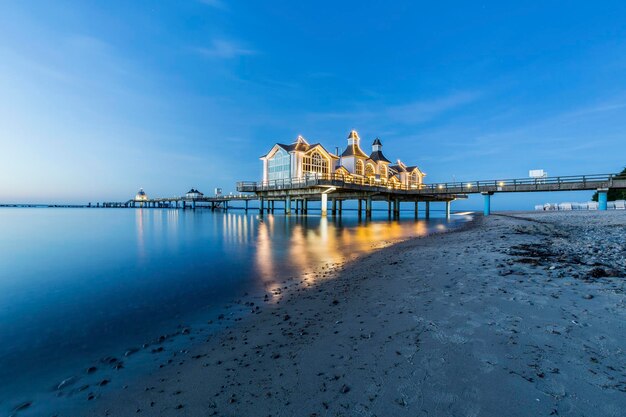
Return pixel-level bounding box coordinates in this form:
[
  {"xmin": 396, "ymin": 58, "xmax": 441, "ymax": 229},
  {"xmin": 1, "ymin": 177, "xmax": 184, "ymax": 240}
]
[
  {"xmin": 498, "ymin": 181, "xmax": 505, "ymax": 187},
  {"xmin": 438, "ymin": 184, "xmax": 443, "ymax": 189},
  {"xmin": 467, "ymin": 183, "xmax": 473, "ymax": 188}
]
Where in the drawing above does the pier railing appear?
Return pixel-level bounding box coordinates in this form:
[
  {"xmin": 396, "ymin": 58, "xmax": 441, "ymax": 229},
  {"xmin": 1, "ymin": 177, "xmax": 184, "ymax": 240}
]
[{"xmin": 238, "ymin": 173, "xmax": 624, "ymax": 195}]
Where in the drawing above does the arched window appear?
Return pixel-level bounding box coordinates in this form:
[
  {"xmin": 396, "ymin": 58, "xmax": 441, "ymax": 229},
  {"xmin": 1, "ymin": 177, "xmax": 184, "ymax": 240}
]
[
  {"xmin": 380, "ymin": 164, "xmax": 387, "ymax": 179},
  {"xmin": 365, "ymin": 163, "xmax": 375, "ymax": 178},
  {"xmin": 303, "ymin": 151, "xmax": 328, "ymax": 175},
  {"xmin": 355, "ymin": 160, "xmax": 364, "ymax": 176},
  {"xmin": 411, "ymin": 171, "xmax": 419, "ymax": 184}
]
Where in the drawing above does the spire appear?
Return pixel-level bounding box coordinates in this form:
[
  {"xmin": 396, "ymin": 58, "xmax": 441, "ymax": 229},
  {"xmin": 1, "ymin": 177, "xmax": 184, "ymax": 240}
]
[
  {"xmin": 369, "ymin": 137, "xmax": 391, "ymax": 163},
  {"xmin": 341, "ymin": 129, "xmax": 368, "ymax": 158},
  {"xmin": 347, "ymin": 130, "xmax": 360, "ymax": 146}
]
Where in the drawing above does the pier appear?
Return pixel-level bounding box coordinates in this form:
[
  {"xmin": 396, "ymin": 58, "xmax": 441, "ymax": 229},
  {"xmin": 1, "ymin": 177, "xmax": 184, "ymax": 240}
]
[
  {"xmin": 237, "ymin": 172, "xmax": 626, "ymax": 217},
  {"xmin": 28, "ymin": 173, "xmax": 624, "ymax": 219},
  {"xmin": 120, "ymin": 194, "xmax": 257, "ymax": 210}
]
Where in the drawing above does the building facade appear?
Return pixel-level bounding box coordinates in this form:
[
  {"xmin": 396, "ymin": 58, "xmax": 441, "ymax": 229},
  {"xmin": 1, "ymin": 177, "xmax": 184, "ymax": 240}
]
[{"xmin": 260, "ymin": 130, "xmax": 425, "ymax": 188}]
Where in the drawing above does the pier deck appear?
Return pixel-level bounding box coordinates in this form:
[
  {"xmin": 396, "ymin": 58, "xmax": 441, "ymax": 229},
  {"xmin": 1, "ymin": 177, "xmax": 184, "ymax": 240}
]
[
  {"xmin": 65, "ymin": 173, "xmax": 626, "ymax": 218},
  {"xmin": 236, "ymin": 173, "xmax": 626, "ymax": 216}
]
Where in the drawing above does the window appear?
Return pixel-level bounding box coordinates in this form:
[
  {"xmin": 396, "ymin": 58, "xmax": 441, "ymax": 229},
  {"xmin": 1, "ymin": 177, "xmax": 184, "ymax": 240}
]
[
  {"xmin": 411, "ymin": 171, "xmax": 419, "ymax": 184},
  {"xmin": 303, "ymin": 151, "xmax": 328, "ymax": 175},
  {"xmin": 355, "ymin": 160, "xmax": 364, "ymax": 176},
  {"xmin": 365, "ymin": 163, "xmax": 375, "ymax": 178},
  {"xmin": 268, "ymin": 149, "xmax": 291, "ymax": 181},
  {"xmin": 380, "ymin": 164, "xmax": 387, "ymax": 178}
]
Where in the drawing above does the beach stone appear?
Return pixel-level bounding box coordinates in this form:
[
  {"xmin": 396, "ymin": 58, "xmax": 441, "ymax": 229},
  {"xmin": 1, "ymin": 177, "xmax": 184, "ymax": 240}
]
[
  {"xmin": 86, "ymin": 366, "xmax": 97, "ymax": 374},
  {"xmin": 125, "ymin": 347, "xmax": 139, "ymax": 357},
  {"xmin": 340, "ymin": 384, "xmax": 350, "ymax": 393},
  {"xmin": 583, "ymin": 294, "xmax": 594, "ymax": 300},
  {"xmin": 589, "ymin": 267, "xmax": 607, "ymax": 278},
  {"xmin": 57, "ymin": 376, "xmax": 78, "ymax": 390},
  {"xmin": 12, "ymin": 401, "xmax": 32, "ymax": 412}
]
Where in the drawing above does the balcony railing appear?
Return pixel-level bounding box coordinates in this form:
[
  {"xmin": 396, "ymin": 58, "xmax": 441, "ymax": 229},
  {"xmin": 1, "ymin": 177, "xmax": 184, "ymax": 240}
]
[{"xmin": 237, "ymin": 173, "xmax": 621, "ymax": 194}]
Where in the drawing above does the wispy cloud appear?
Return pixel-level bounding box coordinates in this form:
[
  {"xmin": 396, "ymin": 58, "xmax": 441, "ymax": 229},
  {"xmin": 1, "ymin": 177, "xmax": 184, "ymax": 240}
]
[
  {"xmin": 193, "ymin": 39, "xmax": 256, "ymax": 59},
  {"xmin": 308, "ymin": 91, "xmax": 480, "ymax": 126},
  {"xmin": 385, "ymin": 92, "xmax": 480, "ymax": 124}
]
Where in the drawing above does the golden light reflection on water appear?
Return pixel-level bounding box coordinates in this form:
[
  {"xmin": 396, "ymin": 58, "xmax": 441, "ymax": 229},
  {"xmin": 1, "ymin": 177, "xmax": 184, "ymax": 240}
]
[
  {"xmin": 255, "ymin": 215, "xmax": 441, "ymax": 301},
  {"xmin": 133, "ymin": 210, "xmax": 462, "ymax": 304}
]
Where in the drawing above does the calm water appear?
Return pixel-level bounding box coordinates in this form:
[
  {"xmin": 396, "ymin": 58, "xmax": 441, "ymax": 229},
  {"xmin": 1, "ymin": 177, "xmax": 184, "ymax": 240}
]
[{"xmin": 0, "ymin": 207, "xmax": 470, "ymax": 406}]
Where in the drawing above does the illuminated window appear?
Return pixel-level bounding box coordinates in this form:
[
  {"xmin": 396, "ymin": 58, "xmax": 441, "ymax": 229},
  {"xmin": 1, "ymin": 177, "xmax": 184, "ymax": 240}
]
[
  {"xmin": 268, "ymin": 149, "xmax": 290, "ymax": 180},
  {"xmin": 380, "ymin": 164, "xmax": 387, "ymax": 178},
  {"xmin": 355, "ymin": 160, "xmax": 364, "ymax": 176},
  {"xmin": 303, "ymin": 151, "xmax": 328, "ymax": 175},
  {"xmin": 365, "ymin": 163, "xmax": 375, "ymax": 178},
  {"xmin": 411, "ymin": 171, "xmax": 419, "ymax": 184}
]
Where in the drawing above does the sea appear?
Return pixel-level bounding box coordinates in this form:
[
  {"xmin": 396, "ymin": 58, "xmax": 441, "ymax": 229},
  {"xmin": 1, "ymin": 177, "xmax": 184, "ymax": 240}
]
[{"xmin": 0, "ymin": 206, "xmax": 472, "ymax": 414}]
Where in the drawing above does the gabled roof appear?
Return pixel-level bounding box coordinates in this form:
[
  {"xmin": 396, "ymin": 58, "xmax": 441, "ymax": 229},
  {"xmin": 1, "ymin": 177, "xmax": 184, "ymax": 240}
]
[
  {"xmin": 262, "ymin": 136, "xmax": 339, "ymax": 159},
  {"xmin": 275, "ymin": 141, "xmax": 309, "ymax": 153},
  {"xmin": 306, "ymin": 143, "xmax": 340, "ymax": 159},
  {"xmin": 389, "ymin": 164, "xmax": 426, "ymax": 176},
  {"xmin": 187, "ymin": 188, "xmax": 203, "ymax": 194},
  {"xmin": 372, "ymin": 137, "xmax": 382, "ymax": 146}
]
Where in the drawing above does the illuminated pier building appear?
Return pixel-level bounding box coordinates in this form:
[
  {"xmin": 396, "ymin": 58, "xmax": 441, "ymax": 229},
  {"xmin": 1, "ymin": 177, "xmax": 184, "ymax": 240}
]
[{"xmin": 260, "ymin": 130, "xmax": 425, "ymax": 188}]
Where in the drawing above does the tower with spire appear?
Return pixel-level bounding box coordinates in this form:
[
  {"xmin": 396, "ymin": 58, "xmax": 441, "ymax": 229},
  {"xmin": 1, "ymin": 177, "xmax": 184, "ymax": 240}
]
[{"xmin": 339, "ymin": 130, "xmax": 369, "ymax": 175}]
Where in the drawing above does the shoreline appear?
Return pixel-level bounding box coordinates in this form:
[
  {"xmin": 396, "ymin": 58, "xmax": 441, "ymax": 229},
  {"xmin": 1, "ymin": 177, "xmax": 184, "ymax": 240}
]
[{"xmin": 16, "ymin": 211, "xmax": 626, "ymax": 416}]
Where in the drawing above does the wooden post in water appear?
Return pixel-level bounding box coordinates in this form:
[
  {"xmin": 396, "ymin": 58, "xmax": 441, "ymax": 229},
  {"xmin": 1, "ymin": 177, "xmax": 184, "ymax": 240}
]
[
  {"xmin": 425, "ymin": 201, "xmax": 430, "ymax": 219},
  {"xmin": 357, "ymin": 199, "xmax": 362, "ymax": 217},
  {"xmin": 366, "ymin": 196, "xmax": 372, "ymax": 218},
  {"xmin": 338, "ymin": 200, "xmax": 343, "ymax": 217},
  {"xmin": 415, "ymin": 200, "xmax": 419, "ymax": 218},
  {"xmin": 331, "ymin": 198, "xmax": 337, "ymax": 216}
]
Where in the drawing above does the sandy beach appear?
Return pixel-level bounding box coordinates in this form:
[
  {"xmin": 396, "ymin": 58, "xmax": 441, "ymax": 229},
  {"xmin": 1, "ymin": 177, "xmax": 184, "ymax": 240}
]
[{"xmin": 44, "ymin": 211, "xmax": 626, "ymax": 417}]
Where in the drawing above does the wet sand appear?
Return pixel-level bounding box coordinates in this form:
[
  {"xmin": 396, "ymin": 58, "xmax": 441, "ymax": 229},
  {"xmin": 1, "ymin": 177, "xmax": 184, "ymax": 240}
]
[{"xmin": 44, "ymin": 212, "xmax": 626, "ymax": 416}]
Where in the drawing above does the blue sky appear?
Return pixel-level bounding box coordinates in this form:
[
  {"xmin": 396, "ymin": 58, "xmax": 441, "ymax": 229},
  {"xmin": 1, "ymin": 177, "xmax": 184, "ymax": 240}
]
[{"xmin": 1, "ymin": 1, "xmax": 625, "ymax": 209}]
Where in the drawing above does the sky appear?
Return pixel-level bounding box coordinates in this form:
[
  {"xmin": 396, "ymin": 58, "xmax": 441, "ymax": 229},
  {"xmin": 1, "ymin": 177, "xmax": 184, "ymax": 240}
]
[{"xmin": 1, "ymin": 1, "xmax": 626, "ymax": 209}]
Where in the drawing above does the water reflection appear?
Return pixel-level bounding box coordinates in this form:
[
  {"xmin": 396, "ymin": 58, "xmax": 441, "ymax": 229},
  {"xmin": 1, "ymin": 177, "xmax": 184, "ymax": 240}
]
[
  {"xmin": 255, "ymin": 213, "xmax": 445, "ymax": 294},
  {"xmin": 0, "ymin": 208, "xmax": 469, "ymax": 404}
]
